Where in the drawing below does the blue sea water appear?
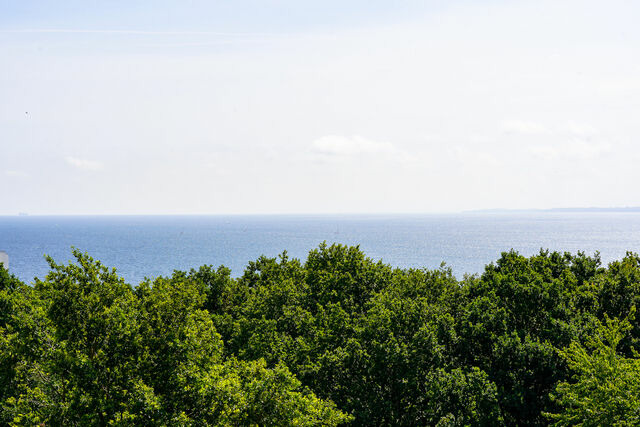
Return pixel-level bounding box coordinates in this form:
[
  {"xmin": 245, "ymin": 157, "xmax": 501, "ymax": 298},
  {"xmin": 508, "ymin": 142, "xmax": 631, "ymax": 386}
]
[{"xmin": 1, "ymin": 213, "xmax": 640, "ymax": 285}]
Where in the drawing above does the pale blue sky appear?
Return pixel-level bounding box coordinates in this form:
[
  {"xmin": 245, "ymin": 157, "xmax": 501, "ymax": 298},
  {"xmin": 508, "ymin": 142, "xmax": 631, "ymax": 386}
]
[
  {"xmin": 2, "ymin": 1, "xmax": 640, "ymax": 214},
  {"xmin": 0, "ymin": 1, "xmax": 449, "ymax": 34}
]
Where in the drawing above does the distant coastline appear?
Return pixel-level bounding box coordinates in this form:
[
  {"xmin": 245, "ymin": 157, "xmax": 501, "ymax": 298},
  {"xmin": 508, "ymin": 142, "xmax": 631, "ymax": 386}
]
[{"xmin": 464, "ymin": 207, "xmax": 640, "ymax": 214}]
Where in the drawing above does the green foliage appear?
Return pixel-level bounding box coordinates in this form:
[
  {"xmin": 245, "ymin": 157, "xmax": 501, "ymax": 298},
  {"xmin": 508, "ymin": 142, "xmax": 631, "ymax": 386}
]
[
  {"xmin": 457, "ymin": 249, "xmax": 603, "ymax": 425},
  {"xmin": 546, "ymin": 307, "xmax": 640, "ymax": 426},
  {"xmin": 0, "ymin": 251, "xmax": 347, "ymax": 426},
  {"xmin": 217, "ymin": 245, "xmax": 501, "ymax": 425},
  {"xmin": 3, "ymin": 245, "xmax": 640, "ymax": 425}
]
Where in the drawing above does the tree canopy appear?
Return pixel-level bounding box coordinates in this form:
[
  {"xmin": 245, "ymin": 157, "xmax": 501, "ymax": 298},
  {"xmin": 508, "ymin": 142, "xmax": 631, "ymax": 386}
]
[{"xmin": 2, "ymin": 244, "xmax": 640, "ymax": 425}]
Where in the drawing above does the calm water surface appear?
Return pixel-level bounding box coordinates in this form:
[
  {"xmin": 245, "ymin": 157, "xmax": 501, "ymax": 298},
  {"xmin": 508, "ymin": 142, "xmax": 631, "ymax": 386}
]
[{"xmin": 1, "ymin": 213, "xmax": 640, "ymax": 284}]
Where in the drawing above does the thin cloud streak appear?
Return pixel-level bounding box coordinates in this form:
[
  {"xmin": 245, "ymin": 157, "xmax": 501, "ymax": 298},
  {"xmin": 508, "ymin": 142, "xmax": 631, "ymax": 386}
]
[
  {"xmin": 4, "ymin": 170, "xmax": 29, "ymax": 178},
  {"xmin": 0, "ymin": 29, "xmax": 279, "ymax": 37}
]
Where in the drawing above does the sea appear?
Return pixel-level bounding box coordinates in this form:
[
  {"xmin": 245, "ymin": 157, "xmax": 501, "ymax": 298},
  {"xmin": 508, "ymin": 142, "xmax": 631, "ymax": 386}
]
[{"xmin": 1, "ymin": 213, "xmax": 640, "ymax": 285}]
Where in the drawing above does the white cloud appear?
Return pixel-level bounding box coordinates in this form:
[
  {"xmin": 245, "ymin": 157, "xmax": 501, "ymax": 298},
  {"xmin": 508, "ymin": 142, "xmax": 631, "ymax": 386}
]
[
  {"xmin": 451, "ymin": 146, "xmax": 500, "ymax": 166},
  {"xmin": 311, "ymin": 135, "xmax": 406, "ymax": 158},
  {"xmin": 527, "ymin": 140, "xmax": 611, "ymax": 160},
  {"xmin": 521, "ymin": 122, "xmax": 607, "ymax": 161},
  {"xmin": 501, "ymin": 120, "xmax": 548, "ymax": 135},
  {"xmin": 562, "ymin": 121, "xmax": 597, "ymax": 137},
  {"xmin": 65, "ymin": 156, "xmax": 103, "ymax": 171},
  {"xmin": 502, "ymin": 120, "xmax": 599, "ymax": 139}
]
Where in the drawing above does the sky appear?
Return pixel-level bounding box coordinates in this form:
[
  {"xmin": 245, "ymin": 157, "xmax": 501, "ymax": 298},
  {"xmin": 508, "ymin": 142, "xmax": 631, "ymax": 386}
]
[{"xmin": 1, "ymin": 0, "xmax": 639, "ymax": 215}]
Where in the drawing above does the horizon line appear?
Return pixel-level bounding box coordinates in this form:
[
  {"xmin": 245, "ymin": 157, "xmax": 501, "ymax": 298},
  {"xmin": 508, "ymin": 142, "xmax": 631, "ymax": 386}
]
[{"xmin": 3, "ymin": 207, "xmax": 640, "ymax": 217}]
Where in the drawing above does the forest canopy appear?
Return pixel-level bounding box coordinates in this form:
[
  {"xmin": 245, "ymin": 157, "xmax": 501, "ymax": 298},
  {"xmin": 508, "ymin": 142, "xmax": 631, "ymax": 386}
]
[{"xmin": 2, "ymin": 244, "xmax": 640, "ymax": 425}]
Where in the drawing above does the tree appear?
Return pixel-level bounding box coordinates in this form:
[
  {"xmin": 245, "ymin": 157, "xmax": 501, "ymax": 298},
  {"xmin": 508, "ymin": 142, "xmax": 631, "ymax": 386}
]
[
  {"xmin": 1, "ymin": 250, "xmax": 349, "ymax": 426},
  {"xmin": 547, "ymin": 307, "xmax": 640, "ymax": 426}
]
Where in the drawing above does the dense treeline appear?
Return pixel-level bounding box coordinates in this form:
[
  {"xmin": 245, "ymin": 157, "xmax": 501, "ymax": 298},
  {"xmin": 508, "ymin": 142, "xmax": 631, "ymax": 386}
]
[{"xmin": 2, "ymin": 244, "xmax": 640, "ymax": 425}]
